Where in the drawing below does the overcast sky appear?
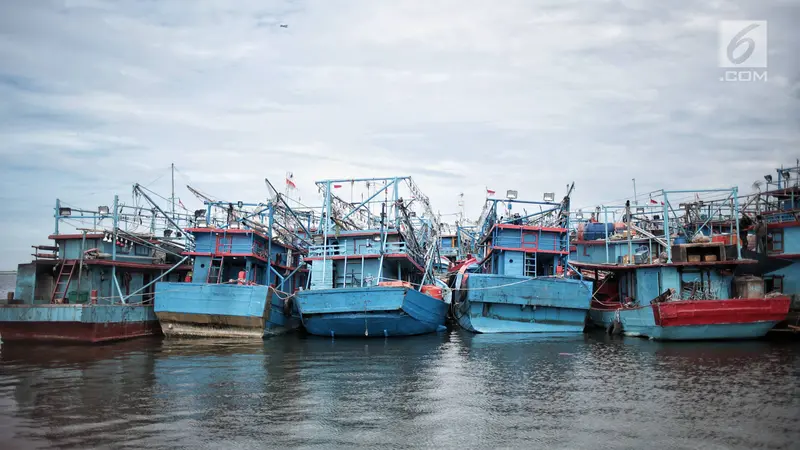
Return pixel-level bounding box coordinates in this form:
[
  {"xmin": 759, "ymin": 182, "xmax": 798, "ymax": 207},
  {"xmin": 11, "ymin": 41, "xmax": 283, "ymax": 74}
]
[{"xmin": 0, "ymin": 0, "xmax": 798, "ymax": 269}]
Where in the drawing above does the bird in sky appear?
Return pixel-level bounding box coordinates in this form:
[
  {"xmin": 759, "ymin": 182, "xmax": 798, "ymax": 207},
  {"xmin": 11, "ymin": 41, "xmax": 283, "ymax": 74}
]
[{"xmin": 279, "ymin": 24, "xmax": 288, "ymax": 28}]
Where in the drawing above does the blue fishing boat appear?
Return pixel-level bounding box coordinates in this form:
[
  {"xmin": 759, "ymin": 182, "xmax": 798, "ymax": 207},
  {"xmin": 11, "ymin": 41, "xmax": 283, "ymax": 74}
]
[
  {"xmin": 296, "ymin": 176, "xmax": 449, "ymax": 337},
  {"xmin": 746, "ymin": 164, "xmax": 800, "ymax": 334},
  {"xmin": 572, "ymin": 187, "xmax": 790, "ymax": 340},
  {"xmin": 155, "ymin": 182, "xmax": 313, "ymax": 338},
  {"xmin": 450, "ymin": 186, "xmax": 593, "ymax": 333},
  {"xmin": 0, "ymin": 188, "xmax": 192, "ymax": 343}
]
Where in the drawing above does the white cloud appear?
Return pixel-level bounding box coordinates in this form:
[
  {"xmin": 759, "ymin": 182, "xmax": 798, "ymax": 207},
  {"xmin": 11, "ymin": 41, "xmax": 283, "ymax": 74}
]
[{"xmin": 0, "ymin": 0, "xmax": 797, "ymax": 268}]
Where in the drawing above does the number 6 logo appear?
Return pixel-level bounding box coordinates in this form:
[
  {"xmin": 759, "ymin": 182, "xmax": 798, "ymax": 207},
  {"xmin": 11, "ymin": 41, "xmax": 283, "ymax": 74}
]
[
  {"xmin": 718, "ymin": 21, "xmax": 767, "ymax": 68},
  {"xmin": 727, "ymin": 23, "xmax": 759, "ymax": 65}
]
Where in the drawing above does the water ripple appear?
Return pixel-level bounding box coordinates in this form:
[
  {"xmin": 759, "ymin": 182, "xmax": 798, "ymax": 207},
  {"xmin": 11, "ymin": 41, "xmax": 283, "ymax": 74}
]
[{"xmin": 0, "ymin": 332, "xmax": 797, "ymax": 449}]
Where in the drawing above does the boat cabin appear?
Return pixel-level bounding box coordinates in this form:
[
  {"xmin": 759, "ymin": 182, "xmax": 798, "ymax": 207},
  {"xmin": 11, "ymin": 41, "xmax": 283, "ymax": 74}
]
[
  {"xmin": 481, "ymin": 224, "xmax": 569, "ymax": 277},
  {"xmin": 305, "ymin": 230, "xmax": 425, "ymax": 289},
  {"xmin": 183, "ymin": 226, "xmax": 306, "ymax": 292},
  {"xmin": 15, "ymin": 231, "xmax": 189, "ymax": 305}
]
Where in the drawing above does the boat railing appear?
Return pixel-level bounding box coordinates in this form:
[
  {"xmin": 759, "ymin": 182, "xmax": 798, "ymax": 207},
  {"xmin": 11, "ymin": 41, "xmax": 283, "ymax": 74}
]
[
  {"xmin": 440, "ymin": 246, "xmax": 458, "ymax": 257},
  {"xmin": 762, "ymin": 210, "xmax": 799, "ymax": 224},
  {"xmin": 308, "ymin": 241, "xmax": 408, "ymax": 257}
]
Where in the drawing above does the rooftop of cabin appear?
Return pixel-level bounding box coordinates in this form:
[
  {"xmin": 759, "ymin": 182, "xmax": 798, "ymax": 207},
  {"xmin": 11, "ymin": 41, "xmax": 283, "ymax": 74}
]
[
  {"xmin": 480, "ymin": 223, "xmax": 568, "ymax": 245},
  {"xmin": 571, "ymin": 258, "xmax": 757, "ymax": 272}
]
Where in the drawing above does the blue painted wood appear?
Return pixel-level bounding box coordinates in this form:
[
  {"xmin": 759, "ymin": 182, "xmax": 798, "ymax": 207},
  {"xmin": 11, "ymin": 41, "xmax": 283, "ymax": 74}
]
[
  {"xmin": 768, "ymin": 261, "xmax": 800, "ymax": 310},
  {"xmin": 454, "ymin": 275, "xmax": 592, "ymax": 333},
  {"xmin": 297, "ymin": 287, "xmax": 448, "ymax": 337},
  {"xmin": 154, "ymin": 282, "xmax": 301, "ymax": 338},
  {"xmin": 588, "ymin": 308, "xmax": 617, "ymax": 329}
]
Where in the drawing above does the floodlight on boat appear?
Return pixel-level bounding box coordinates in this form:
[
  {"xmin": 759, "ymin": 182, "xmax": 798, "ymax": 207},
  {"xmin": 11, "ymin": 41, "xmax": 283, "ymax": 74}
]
[
  {"xmin": 506, "ymin": 190, "xmax": 518, "ymax": 200},
  {"xmin": 764, "ymin": 174, "xmax": 773, "ymax": 183},
  {"xmin": 164, "ymin": 229, "xmax": 173, "ymax": 238},
  {"xmin": 636, "ymin": 207, "xmax": 645, "ymax": 213},
  {"xmin": 58, "ymin": 207, "xmax": 72, "ymax": 217},
  {"xmin": 782, "ymin": 171, "xmax": 791, "ymax": 180},
  {"xmin": 194, "ymin": 209, "xmax": 205, "ymax": 219},
  {"xmin": 576, "ymin": 210, "xmax": 583, "ymax": 219},
  {"xmin": 543, "ymin": 192, "xmax": 555, "ymax": 202},
  {"xmin": 103, "ymin": 232, "xmax": 112, "ymax": 243},
  {"xmin": 98, "ymin": 206, "xmax": 109, "ymax": 215},
  {"xmin": 196, "ymin": 218, "xmax": 208, "ymax": 228}
]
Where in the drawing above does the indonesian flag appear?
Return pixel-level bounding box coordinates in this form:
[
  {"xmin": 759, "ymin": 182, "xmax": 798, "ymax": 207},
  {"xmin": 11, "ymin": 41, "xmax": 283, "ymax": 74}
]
[
  {"xmin": 286, "ymin": 172, "xmax": 296, "ymax": 189},
  {"xmin": 486, "ymin": 188, "xmax": 496, "ymax": 195},
  {"xmin": 650, "ymin": 199, "xmax": 664, "ymax": 205}
]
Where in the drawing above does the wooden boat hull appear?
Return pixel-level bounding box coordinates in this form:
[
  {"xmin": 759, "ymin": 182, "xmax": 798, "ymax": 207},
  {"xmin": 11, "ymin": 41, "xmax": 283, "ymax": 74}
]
[
  {"xmin": 296, "ymin": 286, "xmax": 448, "ymax": 337},
  {"xmin": 0, "ymin": 304, "xmax": 160, "ymax": 343},
  {"xmin": 154, "ymin": 283, "xmax": 301, "ymax": 339},
  {"xmin": 454, "ymin": 274, "xmax": 592, "ymax": 333},
  {"xmin": 591, "ymin": 297, "xmax": 791, "ymax": 341}
]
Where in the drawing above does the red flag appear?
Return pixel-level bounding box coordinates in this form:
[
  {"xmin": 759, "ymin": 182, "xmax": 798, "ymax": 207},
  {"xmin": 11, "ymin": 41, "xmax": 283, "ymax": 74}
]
[
  {"xmin": 486, "ymin": 188, "xmax": 496, "ymax": 195},
  {"xmin": 650, "ymin": 199, "xmax": 664, "ymax": 205},
  {"xmin": 286, "ymin": 177, "xmax": 296, "ymax": 189},
  {"xmin": 333, "ymin": 184, "xmax": 342, "ymax": 189},
  {"xmin": 178, "ymin": 199, "xmax": 186, "ymax": 209}
]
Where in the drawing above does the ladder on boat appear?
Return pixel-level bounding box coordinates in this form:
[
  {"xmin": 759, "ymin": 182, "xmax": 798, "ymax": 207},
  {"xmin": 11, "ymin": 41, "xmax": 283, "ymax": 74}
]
[
  {"xmin": 51, "ymin": 260, "xmax": 76, "ymax": 303},
  {"xmin": 524, "ymin": 252, "xmax": 537, "ymax": 277},
  {"xmin": 207, "ymin": 256, "xmax": 225, "ymax": 284}
]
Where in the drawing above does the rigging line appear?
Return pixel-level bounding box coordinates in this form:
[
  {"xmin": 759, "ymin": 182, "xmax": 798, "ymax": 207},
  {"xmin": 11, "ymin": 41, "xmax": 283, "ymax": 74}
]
[{"xmin": 143, "ymin": 170, "xmax": 168, "ymax": 188}]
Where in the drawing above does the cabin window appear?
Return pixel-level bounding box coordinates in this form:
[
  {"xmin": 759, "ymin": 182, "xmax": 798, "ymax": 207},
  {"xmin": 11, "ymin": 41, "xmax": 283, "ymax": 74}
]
[
  {"xmin": 134, "ymin": 245, "xmax": 150, "ymax": 256},
  {"xmin": 764, "ymin": 276, "xmax": 783, "ymax": 294},
  {"xmin": 767, "ymin": 229, "xmax": 783, "ymax": 254}
]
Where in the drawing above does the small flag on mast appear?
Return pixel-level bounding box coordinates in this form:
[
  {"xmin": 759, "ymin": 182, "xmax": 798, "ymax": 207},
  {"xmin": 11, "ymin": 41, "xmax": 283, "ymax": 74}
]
[
  {"xmin": 486, "ymin": 188, "xmax": 496, "ymax": 195},
  {"xmin": 286, "ymin": 172, "xmax": 296, "ymax": 189},
  {"xmin": 333, "ymin": 184, "xmax": 342, "ymax": 189}
]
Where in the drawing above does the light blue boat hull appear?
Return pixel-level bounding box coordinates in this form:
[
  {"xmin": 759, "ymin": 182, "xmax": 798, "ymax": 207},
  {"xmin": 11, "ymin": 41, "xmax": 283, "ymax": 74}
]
[
  {"xmin": 455, "ymin": 275, "xmax": 592, "ymax": 333},
  {"xmin": 154, "ymin": 282, "xmax": 301, "ymax": 338},
  {"xmin": 617, "ymin": 306, "xmax": 778, "ymax": 341},
  {"xmin": 588, "ymin": 308, "xmax": 617, "ymax": 329},
  {"xmin": 296, "ymin": 286, "xmax": 448, "ymax": 337}
]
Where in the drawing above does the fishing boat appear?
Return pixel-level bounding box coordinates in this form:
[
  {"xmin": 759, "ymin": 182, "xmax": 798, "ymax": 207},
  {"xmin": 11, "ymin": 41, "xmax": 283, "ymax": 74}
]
[
  {"xmin": 745, "ymin": 164, "xmax": 800, "ymax": 334},
  {"xmin": 296, "ymin": 176, "xmax": 449, "ymax": 337},
  {"xmin": 154, "ymin": 179, "xmax": 313, "ymax": 338},
  {"xmin": 0, "ymin": 189, "xmax": 192, "ymax": 343},
  {"xmin": 449, "ymin": 186, "xmax": 593, "ymax": 333},
  {"xmin": 572, "ymin": 187, "xmax": 790, "ymax": 341}
]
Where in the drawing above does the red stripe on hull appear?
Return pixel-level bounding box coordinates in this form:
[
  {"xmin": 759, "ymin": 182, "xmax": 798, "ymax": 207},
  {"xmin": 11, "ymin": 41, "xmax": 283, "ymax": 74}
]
[
  {"xmin": 0, "ymin": 320, "xmax": 162, "ymax": 344},
  {"xmin": 652, "ymin": 297, "xmax": 790, "ymax": 327}
]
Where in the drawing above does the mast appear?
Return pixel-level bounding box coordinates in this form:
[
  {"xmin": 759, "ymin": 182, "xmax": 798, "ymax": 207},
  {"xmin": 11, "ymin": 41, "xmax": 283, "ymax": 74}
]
[{"xmin": 170, "ymin": 163, "xmax": 175, "ymax": 222}]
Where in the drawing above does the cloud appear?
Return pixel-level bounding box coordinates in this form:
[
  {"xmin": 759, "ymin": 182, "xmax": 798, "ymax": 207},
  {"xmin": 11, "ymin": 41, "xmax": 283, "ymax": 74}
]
[{"xmin": 0, "ymin": 0, "xmax": 798, "ymax": 268}]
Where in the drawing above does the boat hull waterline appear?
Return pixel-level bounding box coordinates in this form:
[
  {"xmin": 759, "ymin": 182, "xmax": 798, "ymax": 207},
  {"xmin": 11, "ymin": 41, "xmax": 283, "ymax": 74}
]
[
  {"xmin": 589, "ymin": 297, "xmax": 791, "ymax": 341},
  {"xmin": 297, "ymin": 286, "xmax": 448, "ymax": 337}
]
